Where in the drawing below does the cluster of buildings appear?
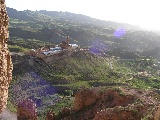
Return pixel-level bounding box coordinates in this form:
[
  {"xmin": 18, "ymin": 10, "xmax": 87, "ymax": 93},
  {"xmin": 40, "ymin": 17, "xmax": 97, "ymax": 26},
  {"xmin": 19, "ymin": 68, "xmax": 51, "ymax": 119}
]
[{"xmin": 25, "ymin": 36, "xmax": 80, "ymax": 63}]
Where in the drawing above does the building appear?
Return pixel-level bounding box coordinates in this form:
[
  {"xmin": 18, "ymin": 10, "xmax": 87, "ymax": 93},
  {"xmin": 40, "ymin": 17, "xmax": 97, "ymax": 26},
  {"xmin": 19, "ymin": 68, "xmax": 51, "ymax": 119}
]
[{"xmin": 24, "ymin": 36, "xmax": 80, "ymax": 63}]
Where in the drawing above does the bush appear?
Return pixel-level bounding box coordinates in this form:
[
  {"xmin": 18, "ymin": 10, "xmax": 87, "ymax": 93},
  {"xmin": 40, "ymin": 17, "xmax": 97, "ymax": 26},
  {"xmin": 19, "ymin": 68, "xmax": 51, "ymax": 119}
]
[{"xmin": 64, "ymin": 90, "xmax": 73, "ymax": 96}]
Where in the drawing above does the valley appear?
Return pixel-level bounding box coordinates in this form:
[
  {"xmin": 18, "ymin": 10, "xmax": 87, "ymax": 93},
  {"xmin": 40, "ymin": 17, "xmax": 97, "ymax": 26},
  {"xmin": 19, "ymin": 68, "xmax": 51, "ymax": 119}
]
[{"xmin": 4, "ymin": 7, "xmax": 160, "ymax": 120}]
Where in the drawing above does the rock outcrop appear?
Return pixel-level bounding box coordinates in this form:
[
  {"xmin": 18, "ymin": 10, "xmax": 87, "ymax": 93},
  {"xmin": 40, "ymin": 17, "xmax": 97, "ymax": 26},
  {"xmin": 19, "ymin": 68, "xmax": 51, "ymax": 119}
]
[
  {"xmin": 17, "ymin": 99, "xmax": 38, "ymax": 120},
  {"xmin": 94, "ymin": 101, "xmax": 146, "ymax": 120},
  {"xmin": 154, "ymin": 104, "xmax": 160, "ymax": 120},
  {"xmin": 74, "ymin": 87, "xmax": 101, "ymax": 111},
  {"xmin": 46, "ymin": 110, "xmax": 55, "ymax": 120},
  {"xmin": 0, "ymin": 0, "xmax": 13, "ymax": 113},
  {"xmin": 55, "ymin": 87, "xmax": 160, "ymax": 120},
  {"xmin": 93, "ymin": 88, "xmax": 160, "ymax": 120}
]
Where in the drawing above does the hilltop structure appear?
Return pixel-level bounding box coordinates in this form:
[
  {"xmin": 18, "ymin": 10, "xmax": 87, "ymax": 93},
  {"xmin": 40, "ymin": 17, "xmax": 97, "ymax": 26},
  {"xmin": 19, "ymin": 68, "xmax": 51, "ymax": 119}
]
[{"xmin": 25, "ymin": 36, "xmax": 80, "ymax": 63}]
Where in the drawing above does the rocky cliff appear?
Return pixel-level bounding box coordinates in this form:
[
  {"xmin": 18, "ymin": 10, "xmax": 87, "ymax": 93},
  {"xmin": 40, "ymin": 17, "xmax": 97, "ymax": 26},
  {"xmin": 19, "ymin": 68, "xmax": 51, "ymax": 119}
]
[
  {"xmin": 55, "ymin": 87, "xmax": 160, "ymax": 120},
  {"xmin": 0, "ymin": 0, "xmax": 13, "ymax": 113}
]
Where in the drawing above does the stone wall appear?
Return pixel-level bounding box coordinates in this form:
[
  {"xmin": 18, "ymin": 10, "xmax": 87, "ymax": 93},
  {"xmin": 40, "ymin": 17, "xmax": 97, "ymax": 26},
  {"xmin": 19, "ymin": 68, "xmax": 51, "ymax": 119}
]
[{"xmin": 0, "ymin": 0, "xmax": 13, "ymax": 113}]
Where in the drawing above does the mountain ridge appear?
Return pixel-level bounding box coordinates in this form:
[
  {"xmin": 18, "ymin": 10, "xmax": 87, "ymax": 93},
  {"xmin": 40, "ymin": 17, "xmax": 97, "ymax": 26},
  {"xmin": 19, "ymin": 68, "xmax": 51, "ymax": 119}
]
[
  {"xmin": 7, "ymin": 7, "xmax": 160, "ymax": 59},
  {"xmin": 7, "ymin": 7, "xmax": 141, "ymax": 29}
]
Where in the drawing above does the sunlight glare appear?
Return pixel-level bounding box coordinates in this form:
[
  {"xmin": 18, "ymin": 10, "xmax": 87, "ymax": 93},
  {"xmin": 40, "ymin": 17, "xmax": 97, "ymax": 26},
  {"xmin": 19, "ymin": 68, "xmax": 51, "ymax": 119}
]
[{"xmin": 5, "ymin": 0, "xmax": 160, "ymax": 31}]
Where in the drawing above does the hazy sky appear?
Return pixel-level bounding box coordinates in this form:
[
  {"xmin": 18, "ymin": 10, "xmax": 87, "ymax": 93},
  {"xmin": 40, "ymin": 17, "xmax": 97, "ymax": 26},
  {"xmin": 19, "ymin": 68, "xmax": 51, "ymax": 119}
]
[{"xmin": 5, "ymin": 0, "xmax": 160, "ymax": 30}]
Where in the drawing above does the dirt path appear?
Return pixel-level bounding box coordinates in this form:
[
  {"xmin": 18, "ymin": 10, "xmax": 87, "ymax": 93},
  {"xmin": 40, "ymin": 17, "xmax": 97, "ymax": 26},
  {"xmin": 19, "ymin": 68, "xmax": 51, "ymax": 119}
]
[{"xmin": 0, "ymin": 109, "xmax": 17, "ymax": 120}]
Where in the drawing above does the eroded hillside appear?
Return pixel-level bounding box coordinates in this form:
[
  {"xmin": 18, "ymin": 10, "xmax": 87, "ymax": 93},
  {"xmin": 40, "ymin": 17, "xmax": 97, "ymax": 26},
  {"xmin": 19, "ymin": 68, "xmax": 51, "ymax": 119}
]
[{"xmin": 48, "ymin": 87, "xmax": 160, "ymax": 120}]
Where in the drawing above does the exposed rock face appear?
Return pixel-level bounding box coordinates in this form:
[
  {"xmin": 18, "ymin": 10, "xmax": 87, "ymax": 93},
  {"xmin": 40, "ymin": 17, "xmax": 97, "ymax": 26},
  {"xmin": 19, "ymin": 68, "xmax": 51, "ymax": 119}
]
[
  {"xmin": 94, "ymin": 104, "xmax": 144, "ymax": 120},
  {"xmin": 0, "ymin": 0, "xmax": 13, "ymax": 113},
  {"xmin": 56, "ymin": 88, "xmax": 160, "ymax": 120},
  {"xmin": 100, "ymin": 89, "xmax": 135, "ymax": 107},
  {"xmin": 93, "ymin": 88, "xmax": 160, "ymax": 120},
  {"xmin": 74, "ymin": 87, "xmax": 101, "ymax": 111},
  {"xmin": 46, "ymin": 110, "xmax": 55, "ymax": 120},
  {"xmin": 17, "ymin": 99, "xmax": 38, "ymax": 120},
  {"xmin": 154, "ymin": 104, "xmax": 160, "ymax": 120}
]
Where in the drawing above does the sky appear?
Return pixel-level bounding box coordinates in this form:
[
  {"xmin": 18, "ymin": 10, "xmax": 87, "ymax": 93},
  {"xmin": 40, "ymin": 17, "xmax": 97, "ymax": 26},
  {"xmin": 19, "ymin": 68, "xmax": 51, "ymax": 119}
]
[{"xmin": 5, "ymin": 0, "xmax": 160, "ymax": 31}]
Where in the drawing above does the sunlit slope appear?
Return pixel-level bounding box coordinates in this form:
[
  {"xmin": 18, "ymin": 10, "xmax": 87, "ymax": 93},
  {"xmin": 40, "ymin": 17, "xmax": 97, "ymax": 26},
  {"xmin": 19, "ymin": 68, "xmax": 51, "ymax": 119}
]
[
  {"xmin": 31, "ymin": 52, "xmax": 120, "ymax": 88},
  {"xmin": 7, "ymin": 7, "xmax": 160, "ymax": 58},
  {"xmin": 8, "ymin": 50, "xmax": 160, "ymax": 119}
]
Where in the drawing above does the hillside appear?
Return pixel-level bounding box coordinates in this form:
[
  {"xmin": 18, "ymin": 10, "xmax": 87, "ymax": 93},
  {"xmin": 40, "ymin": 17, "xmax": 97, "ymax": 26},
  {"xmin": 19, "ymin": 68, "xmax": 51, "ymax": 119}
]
[
  {"xmin": 53, "ymin": 87, "xmax": 160, "ymax": 120},
  {"xmin": 8, "ymin": 51, "xmax": 114, "ymax": 119},
  {"xmin": 7, "ymin": 7, "xmax": 160, "ymax": 59},
  {"xmin": 5, "ymin": 7, "xmax": 160, "ymax": 120},
  {"xmin": 7, "ymin": 50, "xmax": 160, "ymax": 119}
]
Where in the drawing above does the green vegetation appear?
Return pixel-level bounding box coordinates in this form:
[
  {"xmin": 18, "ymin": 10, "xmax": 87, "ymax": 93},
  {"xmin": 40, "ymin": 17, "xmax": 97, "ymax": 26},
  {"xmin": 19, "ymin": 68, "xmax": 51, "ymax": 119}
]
[
  {"xmin": 7, "ymin": 49, "xmax": 160, "ymax": 119},
  {"xmin": 31, "ymin": 52, "xmax": 126, "ymax": 91},
  {"xmin": 128, "ymin": 77, "xmax": 160, "ymax": 89},
  {"xmin": 49, "ymin": 97, "xmax": 74, "ymax": 115},
  {"xmin": 8, "ymin": 38, "xmax": 55, "ymax": 52},
  {"xmin": 6, "ymin": 100, "xmax": 17, "ymax": 113},
  {"xmin": 6, "ymin": 7, "xmax": 160, "ymax": 119},
  {"xmin": 7, "ymin": 7, "xmax": 160, "ymax": 59},
  {"xmin": 114, "ymin": 57, "xmax": 160, "ymax": 89},
  {"xmin": 8, "ymin": 44, "xmax": 29, "ymax": 52},
  {"xmin": 37, "ymin": 97, "xmax": 74, "ymax": 120}
]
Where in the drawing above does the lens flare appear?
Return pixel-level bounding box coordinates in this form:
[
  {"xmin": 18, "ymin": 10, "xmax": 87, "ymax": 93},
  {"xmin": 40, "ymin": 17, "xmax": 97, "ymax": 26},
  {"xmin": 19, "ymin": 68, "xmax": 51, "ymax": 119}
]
[{"xmin": 114, "ymin": 28, "xmax": 126, "ymax": 38}]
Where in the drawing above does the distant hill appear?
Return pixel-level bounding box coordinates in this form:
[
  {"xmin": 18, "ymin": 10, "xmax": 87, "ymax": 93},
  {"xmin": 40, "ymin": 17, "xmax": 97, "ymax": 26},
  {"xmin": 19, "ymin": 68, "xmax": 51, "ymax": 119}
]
[
  {"xmin": 6, "ymin": 7, "xmax": 160, "ymax": 119},
  {"xmin": 7, "ymin": 7, "xmax": 139, "ymax": 28},
  {"xmin": 7, "ymin": 7, "xmax": 160, "ymax": 59}
]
